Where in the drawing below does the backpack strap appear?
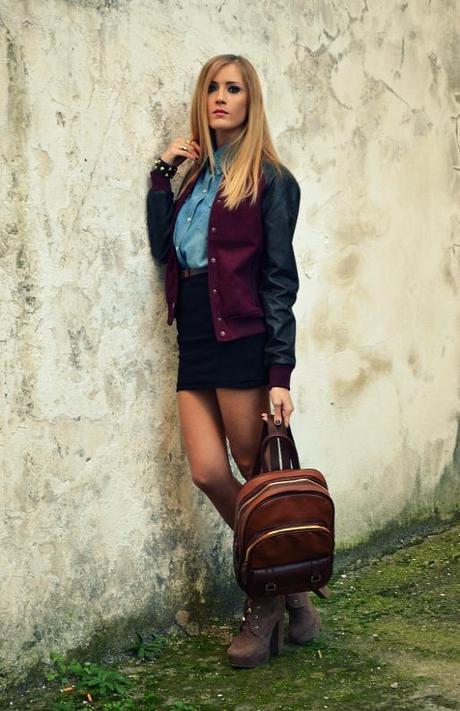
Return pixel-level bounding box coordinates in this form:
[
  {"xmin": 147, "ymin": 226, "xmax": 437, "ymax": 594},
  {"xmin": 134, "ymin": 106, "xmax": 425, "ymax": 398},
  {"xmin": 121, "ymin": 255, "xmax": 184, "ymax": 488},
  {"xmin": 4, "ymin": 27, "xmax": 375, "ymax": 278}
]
[{"xmin": 253, "ymin": 415, "xmax": 301, "ymax": 475}]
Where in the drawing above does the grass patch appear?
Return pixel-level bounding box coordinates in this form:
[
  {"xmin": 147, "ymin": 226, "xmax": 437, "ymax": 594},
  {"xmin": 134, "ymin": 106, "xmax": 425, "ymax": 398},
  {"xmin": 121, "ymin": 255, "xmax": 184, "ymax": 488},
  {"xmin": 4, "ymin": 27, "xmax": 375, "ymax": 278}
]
[{"xmin": 1, "ymin": 525, "xmax": 459, "ymax": 710}]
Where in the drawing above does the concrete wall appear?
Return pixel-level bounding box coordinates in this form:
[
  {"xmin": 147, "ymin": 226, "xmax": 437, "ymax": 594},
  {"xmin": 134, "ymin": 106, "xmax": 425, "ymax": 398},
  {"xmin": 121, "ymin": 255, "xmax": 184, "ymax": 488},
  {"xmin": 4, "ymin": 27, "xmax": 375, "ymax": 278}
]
[{"xmin": 1, "ymin": 0, "xmax": 459, "ymax": 689}]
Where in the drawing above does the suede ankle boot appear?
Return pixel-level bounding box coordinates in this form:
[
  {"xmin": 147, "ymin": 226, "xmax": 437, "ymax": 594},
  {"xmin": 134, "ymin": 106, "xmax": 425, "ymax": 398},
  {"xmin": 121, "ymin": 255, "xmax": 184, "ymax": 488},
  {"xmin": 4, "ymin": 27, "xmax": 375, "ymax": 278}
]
[
  {"xmin": 285, "ymin": 591, "xmax": 321, "ymax": 644},
  {"xmin": 227, "ymin": 594, "xmax": 285, "ymax": 668}
]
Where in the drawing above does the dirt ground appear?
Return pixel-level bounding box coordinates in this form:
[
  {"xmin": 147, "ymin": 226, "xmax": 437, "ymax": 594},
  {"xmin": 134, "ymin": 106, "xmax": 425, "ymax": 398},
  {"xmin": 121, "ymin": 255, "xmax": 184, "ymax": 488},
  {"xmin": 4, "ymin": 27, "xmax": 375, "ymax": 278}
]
[{"xmin": 2, "ymin": 522, "xmax": 459, "ymax": 710}]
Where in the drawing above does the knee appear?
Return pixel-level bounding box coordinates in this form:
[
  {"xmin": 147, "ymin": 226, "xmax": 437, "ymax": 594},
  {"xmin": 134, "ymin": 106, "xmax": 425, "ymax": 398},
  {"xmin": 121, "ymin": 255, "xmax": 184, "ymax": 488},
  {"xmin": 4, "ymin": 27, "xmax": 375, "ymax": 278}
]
[{"xmin": 190, "ymin": 466, "xmax": 222, "ymax": 494}]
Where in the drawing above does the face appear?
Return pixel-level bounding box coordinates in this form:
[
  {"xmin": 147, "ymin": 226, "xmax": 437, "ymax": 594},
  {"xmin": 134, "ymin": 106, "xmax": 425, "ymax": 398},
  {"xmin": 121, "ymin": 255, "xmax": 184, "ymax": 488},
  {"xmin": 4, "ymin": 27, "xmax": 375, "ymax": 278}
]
[{"xmin": 206, "ymin": 63, "xmax": 248, "ymax": 146}]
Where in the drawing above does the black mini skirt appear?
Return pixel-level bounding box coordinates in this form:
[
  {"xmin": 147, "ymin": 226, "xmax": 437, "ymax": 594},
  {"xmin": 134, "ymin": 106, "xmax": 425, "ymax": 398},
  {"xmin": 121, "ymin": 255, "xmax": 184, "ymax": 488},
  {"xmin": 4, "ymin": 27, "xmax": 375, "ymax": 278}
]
[{"xmin": 175, "ymin": 271, "xmax": 269, "ymax": 391}]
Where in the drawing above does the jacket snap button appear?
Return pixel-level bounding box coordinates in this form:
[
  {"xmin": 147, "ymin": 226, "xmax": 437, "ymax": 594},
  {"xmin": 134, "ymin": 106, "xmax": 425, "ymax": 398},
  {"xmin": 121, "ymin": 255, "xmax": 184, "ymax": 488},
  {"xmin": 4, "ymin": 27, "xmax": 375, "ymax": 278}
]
[
  {"xmin": 217, "ymin": 317, "xmax": 222, "ymax": 321},
  {"xmin": 210, "ymin": 257, "xmax": 216, "ymax": 263},
  {"xmin": 219, "ymin": 330, "xmax": 226, "ymax": 336},
  {"xmin": 211, "ymin": 288, "xmax": 217, "ymax": 294},
  {"xmin": 172, "ymin": 301, "xmax": 175, "ymax": 307},
  {"xmin": 211, "ymin": 227, "xmax": 217, "ymax": 232}
]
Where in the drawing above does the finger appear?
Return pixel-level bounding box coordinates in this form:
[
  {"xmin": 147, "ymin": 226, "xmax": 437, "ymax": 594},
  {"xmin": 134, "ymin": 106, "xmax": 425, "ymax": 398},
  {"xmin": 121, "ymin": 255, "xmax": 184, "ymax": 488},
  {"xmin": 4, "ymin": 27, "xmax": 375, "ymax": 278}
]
[
  {"xmin": 281, "ymin": 403, "xmax": 288, "ymax": 428},
  {"xmin": 283, "ymin": 404, "xmax": 294, "ymax": 429},
  {"xmin": 184, "ymin": 138, "xmax": 198, "ymax": 151},
  {"xmin": 175, "ymin": 139, "xmax": 193, "ymax": 155},
  {"xmin": 173, "ymin": 143, "xmax": 190, "ymax": 157},
  {"xmin": 270, "ymin": 392, "xmax": 283, "ymax": 426},
  {"xmin": 174, "ymin": 145, "xmax": 197, "ymax": 162},
  {"xmin": 261, "ymin": 412, "xmax": 268, "ymax": 421},
  {"xmin": 273, "ymin": 405, "xmax": 282, "ymax": 426},
  {"xmin": 190, "ymin": 142, "xmax": 201, "ymax": 161}
]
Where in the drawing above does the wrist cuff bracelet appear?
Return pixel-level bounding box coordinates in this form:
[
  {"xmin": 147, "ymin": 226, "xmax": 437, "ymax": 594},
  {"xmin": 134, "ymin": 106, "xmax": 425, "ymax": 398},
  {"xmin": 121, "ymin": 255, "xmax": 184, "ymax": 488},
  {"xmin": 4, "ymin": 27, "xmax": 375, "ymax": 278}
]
[{"xmin": 152, "ymin": 156, "xmax": 177, "ymax": 179}]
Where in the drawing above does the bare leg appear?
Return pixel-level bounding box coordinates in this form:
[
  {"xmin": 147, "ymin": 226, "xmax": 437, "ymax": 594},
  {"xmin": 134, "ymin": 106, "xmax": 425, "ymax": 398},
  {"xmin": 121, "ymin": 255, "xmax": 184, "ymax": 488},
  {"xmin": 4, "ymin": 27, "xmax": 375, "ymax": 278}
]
[
  {"xmin": 176, "ymin": 389, "xmax": 242, "ymax": 528},
  {"xmin": 216, "ymin": 386, "xmax": 271, "ymax": 479}
]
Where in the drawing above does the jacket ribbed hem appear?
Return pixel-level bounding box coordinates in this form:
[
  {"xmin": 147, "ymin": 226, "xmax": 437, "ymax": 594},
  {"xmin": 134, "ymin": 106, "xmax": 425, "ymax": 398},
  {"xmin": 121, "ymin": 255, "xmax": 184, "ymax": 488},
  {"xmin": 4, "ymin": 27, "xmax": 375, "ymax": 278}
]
[{"xmin": 268, "ymin": 364, "xmax": 294, "ymax": 390}]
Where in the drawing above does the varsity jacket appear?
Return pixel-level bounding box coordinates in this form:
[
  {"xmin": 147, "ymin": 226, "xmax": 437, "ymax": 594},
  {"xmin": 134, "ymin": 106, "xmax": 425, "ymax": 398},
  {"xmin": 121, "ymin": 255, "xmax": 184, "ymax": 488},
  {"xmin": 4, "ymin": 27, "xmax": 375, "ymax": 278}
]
[{"xmin": 146, "ymin": 160, "xmax": 300, "ymax": 390}]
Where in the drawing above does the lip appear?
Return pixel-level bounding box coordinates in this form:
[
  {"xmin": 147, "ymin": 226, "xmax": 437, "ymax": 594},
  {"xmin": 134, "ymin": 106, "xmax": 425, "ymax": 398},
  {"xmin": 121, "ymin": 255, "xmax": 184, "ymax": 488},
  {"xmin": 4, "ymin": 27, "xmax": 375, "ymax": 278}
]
[{"xmin": 213, "ymin": 110, "xmax": 228, "ymax": 115}]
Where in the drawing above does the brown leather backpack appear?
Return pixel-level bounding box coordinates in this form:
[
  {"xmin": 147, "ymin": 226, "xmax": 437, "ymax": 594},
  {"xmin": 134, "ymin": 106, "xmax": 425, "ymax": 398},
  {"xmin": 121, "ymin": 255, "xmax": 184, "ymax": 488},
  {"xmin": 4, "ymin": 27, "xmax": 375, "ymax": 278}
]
[{"xmin": 233, "ymin": 415, "xmax": 334, "ymax": 599}]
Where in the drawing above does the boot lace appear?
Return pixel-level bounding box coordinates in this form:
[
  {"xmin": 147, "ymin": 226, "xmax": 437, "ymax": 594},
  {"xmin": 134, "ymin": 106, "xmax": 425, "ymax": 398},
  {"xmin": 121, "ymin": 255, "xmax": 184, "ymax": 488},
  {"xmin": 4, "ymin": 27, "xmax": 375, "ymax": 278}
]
[{"xmin": 240, "ymin": 596, "xmax": 262, "ymax": 633}]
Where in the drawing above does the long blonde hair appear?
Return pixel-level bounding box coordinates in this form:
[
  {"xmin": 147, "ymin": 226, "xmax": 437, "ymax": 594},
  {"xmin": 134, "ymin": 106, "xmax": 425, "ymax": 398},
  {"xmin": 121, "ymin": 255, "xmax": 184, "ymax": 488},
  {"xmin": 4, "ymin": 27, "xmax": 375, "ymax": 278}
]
[{"xmin": 178, "ymin": 54, "xmax": 284, "ymax": 210}]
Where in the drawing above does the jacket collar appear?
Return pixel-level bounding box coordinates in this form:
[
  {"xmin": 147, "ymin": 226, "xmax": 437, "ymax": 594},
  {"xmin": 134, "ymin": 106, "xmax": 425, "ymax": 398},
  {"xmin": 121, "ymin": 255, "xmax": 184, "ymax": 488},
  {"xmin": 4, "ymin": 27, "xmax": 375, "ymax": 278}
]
[
  {"xmin": 209, "ymin": 142, "xmax": 232, "ymax": 176},
  {"xmin": 174, "ymin": 143, "xmax": 232, "ymax": 217}
]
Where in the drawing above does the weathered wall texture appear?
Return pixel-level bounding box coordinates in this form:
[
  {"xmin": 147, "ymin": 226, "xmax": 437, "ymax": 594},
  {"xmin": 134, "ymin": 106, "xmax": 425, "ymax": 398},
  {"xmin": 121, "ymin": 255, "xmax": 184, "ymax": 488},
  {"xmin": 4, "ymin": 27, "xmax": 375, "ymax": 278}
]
[{"xmin": 1, "ymin": 0, "xmax": 459, "ymax": 689}]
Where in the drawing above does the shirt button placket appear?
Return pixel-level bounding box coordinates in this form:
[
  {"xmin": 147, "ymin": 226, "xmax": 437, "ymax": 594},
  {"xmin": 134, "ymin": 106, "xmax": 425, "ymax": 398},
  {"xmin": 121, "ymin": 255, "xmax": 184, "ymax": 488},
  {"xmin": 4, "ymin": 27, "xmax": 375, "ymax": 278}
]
[{"xmin": 209, "ymin": 224, "xmax": 226, "ymax": 339}]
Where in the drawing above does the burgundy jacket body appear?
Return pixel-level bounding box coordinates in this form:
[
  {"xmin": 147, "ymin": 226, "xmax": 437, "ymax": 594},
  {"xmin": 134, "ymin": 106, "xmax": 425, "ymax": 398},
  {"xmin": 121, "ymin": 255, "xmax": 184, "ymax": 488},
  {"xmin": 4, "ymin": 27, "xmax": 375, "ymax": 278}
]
[{"xmin": 146, "ymin": 160, "xmax": 300, "ymax": 390}]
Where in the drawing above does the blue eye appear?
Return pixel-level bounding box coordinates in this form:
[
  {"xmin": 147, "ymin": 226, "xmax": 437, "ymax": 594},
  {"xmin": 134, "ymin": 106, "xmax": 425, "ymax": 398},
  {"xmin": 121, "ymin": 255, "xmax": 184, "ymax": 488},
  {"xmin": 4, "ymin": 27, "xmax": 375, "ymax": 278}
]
[{"xmin": 208, "ymin": 84, "xmax": 241, "ymax": 93}]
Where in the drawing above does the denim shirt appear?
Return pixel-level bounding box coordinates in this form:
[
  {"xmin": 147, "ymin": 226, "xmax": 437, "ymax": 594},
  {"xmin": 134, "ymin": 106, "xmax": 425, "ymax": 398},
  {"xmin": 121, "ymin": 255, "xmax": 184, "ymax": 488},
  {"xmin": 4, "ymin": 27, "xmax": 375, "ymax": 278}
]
[{"xmin": 173, "ymin": 144, "xmax": 229, "ymax": 268}]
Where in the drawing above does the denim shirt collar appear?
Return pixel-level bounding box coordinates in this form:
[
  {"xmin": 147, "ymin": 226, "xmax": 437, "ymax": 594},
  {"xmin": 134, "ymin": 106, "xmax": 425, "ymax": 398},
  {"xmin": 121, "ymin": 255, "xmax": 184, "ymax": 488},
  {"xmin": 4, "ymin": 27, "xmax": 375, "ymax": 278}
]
[{"xmin": 209, "ymin": 143, "xmax": 232, "ymax": 176}]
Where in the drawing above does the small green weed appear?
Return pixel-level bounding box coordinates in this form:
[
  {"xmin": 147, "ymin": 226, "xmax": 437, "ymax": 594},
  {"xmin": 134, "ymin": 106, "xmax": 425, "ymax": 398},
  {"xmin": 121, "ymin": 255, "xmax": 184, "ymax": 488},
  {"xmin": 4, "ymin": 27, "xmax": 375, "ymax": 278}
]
[
  {"xmin": 127, "ymin": 631, "xmax": 168, "ymax": 661},
  {"xmin": 46, "ymin": 651, "xmax": 132, "ymax": 702}
]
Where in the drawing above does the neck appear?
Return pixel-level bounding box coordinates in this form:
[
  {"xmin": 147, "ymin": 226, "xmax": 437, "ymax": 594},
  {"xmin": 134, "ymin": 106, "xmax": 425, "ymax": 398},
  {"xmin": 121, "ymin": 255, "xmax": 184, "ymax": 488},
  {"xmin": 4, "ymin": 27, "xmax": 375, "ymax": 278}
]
[{"xmin": 213, "ymin": 128, "xmax": 241, "ymax": 149}]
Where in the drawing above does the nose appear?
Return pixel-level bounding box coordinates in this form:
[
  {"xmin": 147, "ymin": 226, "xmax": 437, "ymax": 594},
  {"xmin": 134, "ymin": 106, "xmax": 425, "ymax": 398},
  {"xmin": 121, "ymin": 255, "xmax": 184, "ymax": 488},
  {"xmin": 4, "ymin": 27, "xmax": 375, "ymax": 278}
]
[{"xmin": 216, "ymin": 87, "xmax": 226, "ymax": 103}]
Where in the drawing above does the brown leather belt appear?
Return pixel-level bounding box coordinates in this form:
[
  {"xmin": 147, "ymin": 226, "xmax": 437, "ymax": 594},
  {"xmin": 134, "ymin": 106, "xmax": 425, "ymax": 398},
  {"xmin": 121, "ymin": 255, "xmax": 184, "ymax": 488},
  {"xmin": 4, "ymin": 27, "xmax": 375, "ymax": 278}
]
[{"xmin": 180, "ymin": 267, "xmax": 208, "ymax": 279}]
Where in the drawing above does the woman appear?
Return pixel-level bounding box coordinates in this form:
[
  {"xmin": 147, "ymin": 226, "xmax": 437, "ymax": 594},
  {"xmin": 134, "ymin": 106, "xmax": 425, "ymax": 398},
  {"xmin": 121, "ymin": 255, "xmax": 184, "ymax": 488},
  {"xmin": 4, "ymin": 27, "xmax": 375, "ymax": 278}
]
[{"xmin": 146, "ymin": 54, "xmax": 320, "ymax": 668}]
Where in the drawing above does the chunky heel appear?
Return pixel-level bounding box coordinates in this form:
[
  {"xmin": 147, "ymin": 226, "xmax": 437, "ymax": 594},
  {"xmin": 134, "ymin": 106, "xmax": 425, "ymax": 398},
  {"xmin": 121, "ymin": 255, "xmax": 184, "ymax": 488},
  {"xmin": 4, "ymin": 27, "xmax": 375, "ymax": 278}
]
[
  {"xmin": 269, "ymin": 618, "xmax": 284, "ymax": 656},
  {"xmin": 227, "ymin": 595, "xmax": 286, "ymax": 668}
]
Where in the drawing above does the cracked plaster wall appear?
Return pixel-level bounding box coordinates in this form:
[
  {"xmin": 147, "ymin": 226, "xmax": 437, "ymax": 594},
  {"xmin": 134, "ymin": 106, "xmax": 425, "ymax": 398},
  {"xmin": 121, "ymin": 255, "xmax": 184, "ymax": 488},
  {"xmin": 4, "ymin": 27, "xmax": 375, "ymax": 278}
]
[{"xmin": 1, "ymin": 0, "xmax": 459, "ymax": 688}]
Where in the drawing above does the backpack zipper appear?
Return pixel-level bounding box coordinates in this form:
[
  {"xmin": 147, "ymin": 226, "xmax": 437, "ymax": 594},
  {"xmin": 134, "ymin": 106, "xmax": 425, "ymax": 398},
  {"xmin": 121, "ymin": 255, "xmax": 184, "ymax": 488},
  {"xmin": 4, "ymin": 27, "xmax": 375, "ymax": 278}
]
[
  {"xmin": 243, "ymin": 523, "xmax": 332, "ymax": 564},
  {"xmin": 238, "ymin": 477, "xmax": 329, "ymax": 516}
]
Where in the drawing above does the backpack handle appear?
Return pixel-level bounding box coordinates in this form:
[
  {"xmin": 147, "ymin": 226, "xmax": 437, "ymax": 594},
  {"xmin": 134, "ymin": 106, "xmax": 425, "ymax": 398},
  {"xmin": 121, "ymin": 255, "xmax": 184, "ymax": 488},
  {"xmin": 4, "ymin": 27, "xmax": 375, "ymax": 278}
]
[{"xmin": 252, "ymin": 415, "xmax": 301, "ymax": 476}]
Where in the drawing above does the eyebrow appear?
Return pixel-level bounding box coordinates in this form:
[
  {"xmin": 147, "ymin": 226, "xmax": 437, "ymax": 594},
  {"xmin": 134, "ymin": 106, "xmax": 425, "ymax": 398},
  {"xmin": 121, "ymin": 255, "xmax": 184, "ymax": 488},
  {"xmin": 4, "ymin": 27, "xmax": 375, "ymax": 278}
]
[{"xmin": 209, "ymin": 80, "xmax": 242, "ymax": 85}]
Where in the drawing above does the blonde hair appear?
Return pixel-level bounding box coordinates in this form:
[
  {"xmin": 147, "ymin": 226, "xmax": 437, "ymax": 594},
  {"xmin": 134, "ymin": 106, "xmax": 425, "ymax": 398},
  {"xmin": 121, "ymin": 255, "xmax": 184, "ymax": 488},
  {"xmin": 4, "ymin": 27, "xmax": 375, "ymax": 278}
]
[{"xmin": 178, "ymin": 54, "xmax": 284, "ymax": 210}]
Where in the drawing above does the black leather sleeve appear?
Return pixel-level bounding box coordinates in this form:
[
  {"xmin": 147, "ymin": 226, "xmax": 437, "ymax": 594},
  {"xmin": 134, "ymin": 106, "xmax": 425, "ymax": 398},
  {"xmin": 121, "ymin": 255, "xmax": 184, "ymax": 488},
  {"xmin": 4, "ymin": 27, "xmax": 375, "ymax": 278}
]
[
  {"xmin": 260, "ymin": 163, "xmax": 300, "ymax": 369},
  {"xmin": 146, "ymin": 173, "xmax": 175, "ymax": 265}
]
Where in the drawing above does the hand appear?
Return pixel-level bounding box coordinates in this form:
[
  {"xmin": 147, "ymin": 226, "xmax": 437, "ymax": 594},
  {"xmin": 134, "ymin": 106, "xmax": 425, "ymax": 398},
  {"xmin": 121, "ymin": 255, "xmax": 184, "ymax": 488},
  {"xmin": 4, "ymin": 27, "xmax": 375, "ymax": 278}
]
[
  {"xmin": 160, "ymin": 137, "xmax": 201, "ymax": 167},
  {"xmin": 261, "ymin": 387, "xmax": 294, "ymax": 428}
]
